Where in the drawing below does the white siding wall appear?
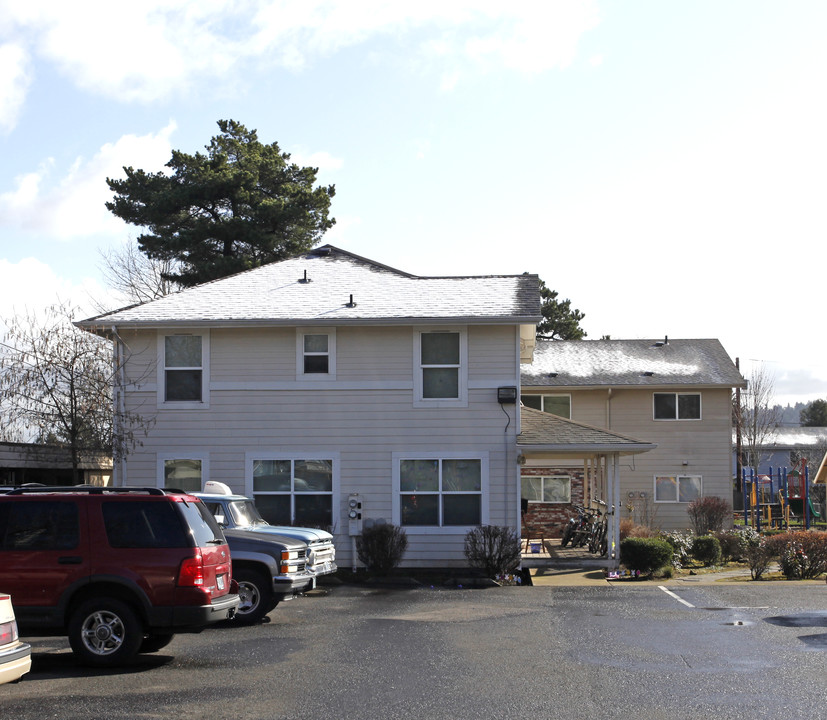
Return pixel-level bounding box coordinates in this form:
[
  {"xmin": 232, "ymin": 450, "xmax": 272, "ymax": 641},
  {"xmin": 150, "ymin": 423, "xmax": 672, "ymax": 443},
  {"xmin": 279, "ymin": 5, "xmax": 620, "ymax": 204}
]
[{"xmin": 119, "ymin": 324, "xmax": 521, "ymax": 567}]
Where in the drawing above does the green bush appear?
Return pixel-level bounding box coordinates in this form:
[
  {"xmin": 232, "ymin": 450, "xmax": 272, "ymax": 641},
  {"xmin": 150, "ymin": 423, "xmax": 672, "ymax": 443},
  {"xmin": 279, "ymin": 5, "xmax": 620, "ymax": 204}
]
[
  {"xmin": 356, "ymin": 523, "xmax": 408, "ymax": 575},
  {"xmin": 691, "ymin": 535, "xmax": 723, "ymax": 566},
  {"xmin": 620, "ymin": 537, "xmax": 673, "ymax": 577},
  {"xmin": 464, "ymin": 525, "xmax": 521, "ymax": 578}
]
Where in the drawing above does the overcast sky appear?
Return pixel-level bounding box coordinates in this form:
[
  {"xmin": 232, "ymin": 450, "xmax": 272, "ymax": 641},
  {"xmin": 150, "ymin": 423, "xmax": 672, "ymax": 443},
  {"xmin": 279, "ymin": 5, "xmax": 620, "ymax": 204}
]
[{"xmin": 1, "ymin": 1, "xmax": 825, "ymax": 406}]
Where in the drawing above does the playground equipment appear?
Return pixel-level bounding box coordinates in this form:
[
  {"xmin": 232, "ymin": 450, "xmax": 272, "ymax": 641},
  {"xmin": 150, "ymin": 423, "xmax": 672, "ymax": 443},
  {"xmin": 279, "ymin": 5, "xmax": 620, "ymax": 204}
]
[{"xmin": 741, "ymin": 458, "xmax": 823, "ymax": 531}]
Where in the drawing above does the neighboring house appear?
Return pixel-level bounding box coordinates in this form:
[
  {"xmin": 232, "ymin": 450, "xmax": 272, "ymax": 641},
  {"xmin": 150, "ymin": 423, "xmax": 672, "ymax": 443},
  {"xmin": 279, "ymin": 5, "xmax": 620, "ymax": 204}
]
[
  {"xmin": 732, "ymin": 426, "xmax": 827, "ymax": 475},
  {"xmin": 78, "ymin": 246, "xmax": 541, "ymax": 568},
  {"xmin": 520, "ymin": 338, "xmax": 746, "ymax": 536},
  {"xmin": 0, "ymin": 442, "xmax": 112, "ymax": 487}
]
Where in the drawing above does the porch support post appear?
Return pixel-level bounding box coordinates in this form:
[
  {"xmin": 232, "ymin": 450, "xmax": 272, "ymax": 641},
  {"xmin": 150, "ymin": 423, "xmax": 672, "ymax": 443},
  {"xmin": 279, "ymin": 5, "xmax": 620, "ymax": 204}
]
[{"xmin": 610, "ymin": 453, "xmax": 621, "ymax": 571}]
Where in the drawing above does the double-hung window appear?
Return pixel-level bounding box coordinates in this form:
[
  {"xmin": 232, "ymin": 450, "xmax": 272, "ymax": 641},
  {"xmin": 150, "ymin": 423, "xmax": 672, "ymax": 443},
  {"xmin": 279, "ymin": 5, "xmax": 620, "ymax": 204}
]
[
  {"xmin": 395, "ymin": 455, "xmax": 486, "ymax": 528},
  {"xmin": 159, "ymin": 331, "xmax": 209, "ymax": 407},
  {"xmin": 296, "ymin": 328, "xmax": 336, "ymax": 379},
  {"xmin": 250, "ymin": 456, "xmax": 335, "ymax": 529},
  {"xmin": 520, "ymin": 394, "xmax": 571, "ymax": 418},
  {"xmin": 653, "ymin": 392, "xmax": 701, "ymax": 420},
  {"xmin": 414, "ymin": 328, "xmax": 467, "ymax": 406},
  {"xmin": 654, "ymin": 475, "xmax": 702, "ymax": 503}
]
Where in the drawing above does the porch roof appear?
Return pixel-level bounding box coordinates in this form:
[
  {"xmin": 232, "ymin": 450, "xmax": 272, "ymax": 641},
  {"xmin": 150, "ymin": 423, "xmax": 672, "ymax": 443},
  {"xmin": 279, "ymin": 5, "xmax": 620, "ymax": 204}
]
[{"xmin": 517, "ymin": 407, "xmax": 657, "ymax": 456}]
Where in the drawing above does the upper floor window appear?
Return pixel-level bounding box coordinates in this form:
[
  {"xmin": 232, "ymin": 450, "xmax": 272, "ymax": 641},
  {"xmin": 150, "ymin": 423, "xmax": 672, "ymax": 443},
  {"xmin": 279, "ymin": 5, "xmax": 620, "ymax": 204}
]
[
  {"xmin": 159, "ymin": 331, "xmax": 209, "ymax": 407},
  {"xmin": 653, "ymin": 392, "xmax": 701, "ymax": 420},
  {"xmin": 521, "ymin": 394, "xmax": 571, "ymax": 419},
  {"xmin": 414, "ymin": 328, "xmax": 467, "ymax": 406},
  {"xmin": 296, "ymin": 328, "xmax": 336, "ymax": 380}
]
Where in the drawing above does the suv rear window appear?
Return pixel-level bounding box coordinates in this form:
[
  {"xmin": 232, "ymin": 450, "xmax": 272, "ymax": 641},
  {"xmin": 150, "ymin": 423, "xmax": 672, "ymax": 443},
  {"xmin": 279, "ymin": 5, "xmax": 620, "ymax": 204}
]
[
  {"xmin": 103, "ymin": 501, "xmax": 189, "ymax": 548},
  {"xmin": 178, "ymin": 499, "xmax": 226, "ymax": 547},
  {"xmin": 0, "ymin": 501, "xmax": 79, "ymax": 551}
]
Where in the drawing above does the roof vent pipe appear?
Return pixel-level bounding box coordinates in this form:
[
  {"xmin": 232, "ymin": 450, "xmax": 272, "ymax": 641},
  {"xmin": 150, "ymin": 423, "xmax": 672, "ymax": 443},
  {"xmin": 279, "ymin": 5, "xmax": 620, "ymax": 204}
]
[
  {"xmin": 346, "ymin": 294, "xmax": 357, "ymax": 308},
  {"xmin": 299, "ymin": 270, "xmax": 311, "ymax": 284}
]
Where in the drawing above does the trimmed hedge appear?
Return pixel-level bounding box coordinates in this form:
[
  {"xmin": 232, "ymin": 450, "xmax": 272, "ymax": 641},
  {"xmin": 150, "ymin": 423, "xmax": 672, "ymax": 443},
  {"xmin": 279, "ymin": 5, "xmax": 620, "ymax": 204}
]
[
  {"xmin": 690, "ymin": 535, "xmax": 722, "ymax": 566},
  {"xmin": 620, "ymin": 537, "xmax": 673, "ymax": 577}
]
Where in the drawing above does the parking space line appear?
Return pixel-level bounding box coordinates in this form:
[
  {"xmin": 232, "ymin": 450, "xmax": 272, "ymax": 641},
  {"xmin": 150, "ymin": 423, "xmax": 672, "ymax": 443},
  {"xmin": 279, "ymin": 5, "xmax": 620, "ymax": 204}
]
[{"xmin": 658, "ymin": 585, "xmax": 695, "ymax": 607}]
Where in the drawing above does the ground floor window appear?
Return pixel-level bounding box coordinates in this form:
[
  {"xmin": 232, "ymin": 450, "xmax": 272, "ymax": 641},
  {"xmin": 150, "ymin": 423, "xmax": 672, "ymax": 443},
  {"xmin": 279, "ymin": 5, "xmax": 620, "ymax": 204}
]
[
  {"xmin": 251, "ymin": 458, "xmax": 334, "ymax": 529},
  {"xmin": 522, "ymin": 475, "xmax": 571, "ymax": 504},
  {"xmin": 397, "ymin": 457, "xmax": 482, "ymax": 527},
  {"xmin": 655, "ymin": 475, "xmax": 702, "ymax": 503},
  {"xmin": 162, "ymin": 458, "xmax": 203, "ymax": 493}
]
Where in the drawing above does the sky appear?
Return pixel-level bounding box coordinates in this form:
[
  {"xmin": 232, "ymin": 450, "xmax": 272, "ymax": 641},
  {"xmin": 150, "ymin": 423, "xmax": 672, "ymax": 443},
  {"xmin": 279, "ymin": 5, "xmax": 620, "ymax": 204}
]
[{"xmin": 1, "ymin": 0, "xmax": 825, "ymax": 407}]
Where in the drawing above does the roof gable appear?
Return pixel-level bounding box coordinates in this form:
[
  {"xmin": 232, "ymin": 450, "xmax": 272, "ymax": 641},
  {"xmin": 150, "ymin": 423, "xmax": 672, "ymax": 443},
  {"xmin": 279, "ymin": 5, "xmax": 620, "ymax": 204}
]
[{"xmin": 79, "ymin": 246, "xmax": 540, "ymax": 329}]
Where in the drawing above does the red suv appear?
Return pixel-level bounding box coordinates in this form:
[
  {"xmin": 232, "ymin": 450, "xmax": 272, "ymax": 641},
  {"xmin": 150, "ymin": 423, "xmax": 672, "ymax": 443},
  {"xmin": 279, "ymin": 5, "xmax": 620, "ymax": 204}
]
[{"xmin": 0, "ymin": 487, "xmax": 239, "ymax": 666}]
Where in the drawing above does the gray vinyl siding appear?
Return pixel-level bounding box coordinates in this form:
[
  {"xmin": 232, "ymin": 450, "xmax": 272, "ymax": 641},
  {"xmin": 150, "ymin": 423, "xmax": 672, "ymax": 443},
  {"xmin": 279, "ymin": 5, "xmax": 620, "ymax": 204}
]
[{"xmin": 118, "ymin": 324, "xmax": 521, "ymax": 567}]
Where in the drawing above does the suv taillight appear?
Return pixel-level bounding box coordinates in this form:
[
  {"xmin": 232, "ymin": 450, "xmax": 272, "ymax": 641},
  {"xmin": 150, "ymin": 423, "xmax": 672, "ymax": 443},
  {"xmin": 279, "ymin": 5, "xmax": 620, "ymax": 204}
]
[{"xmin": 178, "ymin": 550, "xmax": 205, "ymax": 587}]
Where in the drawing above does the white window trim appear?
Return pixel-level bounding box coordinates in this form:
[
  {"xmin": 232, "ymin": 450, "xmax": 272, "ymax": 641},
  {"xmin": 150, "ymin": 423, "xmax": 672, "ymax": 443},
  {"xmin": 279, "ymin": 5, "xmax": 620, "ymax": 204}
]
[
  {"xmin": 653, "ymin": 392, "xmax": 702, "ymax": 421},
  {"xmin": 412, "ymin": 327, "xmax": 468, "ymax": 408},
  {"xmin": 392, "ymin": 451, "xmax": 489, "ymax": 535},
  {"xmin": 244, "ymin": 451, "xmax": 340, "ymax": 532},
  {"xmin": 157, "ymin": 330, "xmax": 210, "ymax": 409},
  {"xmin": 156, "ymin": 452, "xmax": 210, "ymax": 491},
  {"xmin": 654, "ymin": 474, "xmax": 703, "ymax": 503},
  {"xmin": 295, "ymin": 327, "xmax": 337, "ymax": 381},
  {"xmin": 522, "ymin": 475, "xmax": 572, "ymax": 504}
]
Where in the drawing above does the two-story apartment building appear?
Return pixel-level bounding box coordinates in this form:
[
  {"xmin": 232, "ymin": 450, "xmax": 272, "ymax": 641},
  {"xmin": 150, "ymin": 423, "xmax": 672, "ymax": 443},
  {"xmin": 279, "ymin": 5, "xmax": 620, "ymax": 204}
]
[
  {"xmin": 79, "ymin": 246, "xmax": 541, "ymax": 568},
  {"xmin": 520, "ymin": 338, "xmax": 746, "ymax": 537}
]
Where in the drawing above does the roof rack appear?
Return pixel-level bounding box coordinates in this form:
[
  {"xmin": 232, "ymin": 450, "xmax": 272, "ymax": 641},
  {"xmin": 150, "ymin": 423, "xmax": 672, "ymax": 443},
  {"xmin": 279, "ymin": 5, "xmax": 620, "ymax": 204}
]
[{"xmin": 4, "ymin": 486, "xmax": 168, "ymax": 496}]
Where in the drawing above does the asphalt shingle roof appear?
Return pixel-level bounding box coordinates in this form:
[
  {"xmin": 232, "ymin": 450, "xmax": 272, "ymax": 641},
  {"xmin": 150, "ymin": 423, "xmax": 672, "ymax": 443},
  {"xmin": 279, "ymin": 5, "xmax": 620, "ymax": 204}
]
[
  {"xmin": 521, "ymin": 338, "xmax": 745, "ymax": 389},
  {"xmin": 78, "ymin": 246, "xmax": 541, "ymax": 329},
  {"xmin": 517, "ymin": 407, "xmax": 656, "ymax": 454}
]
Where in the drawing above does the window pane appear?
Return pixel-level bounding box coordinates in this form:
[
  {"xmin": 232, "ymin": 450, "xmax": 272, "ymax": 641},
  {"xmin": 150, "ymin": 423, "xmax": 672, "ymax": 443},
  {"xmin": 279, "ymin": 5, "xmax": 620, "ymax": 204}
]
[
  {"xmin": 521, "ymin": 395, "xmax": 542, "ymax": 410},
  {"xmin": 543, "ymin": 477, "xmax": 571, "ymax": 503},
  {"xmin": 304, "ymin": 334, "xmax": 328, "ymax": 353},
  {"xmin": 303, "ymin": 355, "xmax": 329, "ymax": 374},
  {"xmin": 400, "ymin": 494, "xmax": 439, "ymax": 526},
  {"xmin": 442, "ymin": 459, "xmax": 481, "ymax": 492},
  {"xmin": 423, "ymin": 368, "xmax": 458, "ymax": 398},
  {"xmin": 165, "ymin": 335, "xmax": 201, "ymax": 367},
  {"xmin": 103, "ymin": 501, "xmax": 187, "ymax": 548},
  {"xmin": 679, "ymin": 476, "xmax": 702, "ymax": 503},
  {"xmin": 294, "ymin": 460, "xmax": 333, "ymax": 492},
  {"xmin": 421, "ymin": 333, "xmax": 459, "ymax": 365},
  {"xmin": 655, "ymin": 476, "xmax": 678, "ymax": 502},
  {"xmin": 654, "ymin": 394, "xmax": 676, "ymax": 419},
  {"xmin": 164, "ymin": 459, "xmax": 202, "ymax": 492},
  {"xmin": 521, "ymin": 477, "xmax": 543, "ymax": 502},
  {"xmin": 543, "ymin": 396, "xmax": 571, "ymax": 419},
  {"xmin": 678, "ymin": 394, "xmax": 701, "ymax": 420},
  {"xmin": 443, "ymin": 495, "xmax": 480, "ymax": 526},
  {"xmin": 253, "ymin": 460, "xmax": 292, "ymax": 492},
  {"xmin": 166, "ymin": 369, "xmax": 202, "ymax": 401},
  {"xmin": 254, "ymin": 494, "xmax": 292, "ymax": 525},
  {"xmin": 295, "ymin": 495, "xmax": 332, "ymax": 528},
  {"xmin": 0, "ymin": 501, "xmax": 78, "ymax": 551},
  {"xmin": 400, "ymin": 460, "xmax": 439, "ymax": 492}
]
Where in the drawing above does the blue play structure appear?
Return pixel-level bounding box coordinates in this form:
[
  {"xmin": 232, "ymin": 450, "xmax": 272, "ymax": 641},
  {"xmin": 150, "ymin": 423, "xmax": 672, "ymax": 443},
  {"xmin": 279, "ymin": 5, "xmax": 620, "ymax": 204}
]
[{"xmin": 741, "ymin": 459, "xmax": 822, "ymax": 531}]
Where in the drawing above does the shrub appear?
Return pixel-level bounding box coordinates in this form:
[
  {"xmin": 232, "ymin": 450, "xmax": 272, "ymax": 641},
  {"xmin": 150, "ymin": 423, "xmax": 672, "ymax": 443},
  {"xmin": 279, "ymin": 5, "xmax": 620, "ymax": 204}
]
[
  {"xmin": 620, "ymin": 537, "xmax": 673, "ymax": 577},
  {"xmin": 686, "ymin": 496, "xmax": 731, "ymax": 535},
  {"xmin": 356, "ymin": 523, "xmax": 408, "ymax": 575},
  {"xmin": 745, "ymin": 539, "xmax": 776, "ymax": 580},
  {"xmin": 660, "ymin": 531, "xmax": 693, "ymax": 568},
  {"xmin": 620, "ymin": 519, "xmax": 658, "ymax": 541},
  {"xmin": 775, "ymin": 531, "xmax": 827, "ymax": 580},
  {"xmin": 464, "ymin": 525, "xmax": 521, "ymax": 578},
  {"xmin": 690, "ymin": 535, "xmax": 723, "ymax": 566},
  {"xmin": 713, "ymin": 530, "xmax": 747, "ymax": 562}
]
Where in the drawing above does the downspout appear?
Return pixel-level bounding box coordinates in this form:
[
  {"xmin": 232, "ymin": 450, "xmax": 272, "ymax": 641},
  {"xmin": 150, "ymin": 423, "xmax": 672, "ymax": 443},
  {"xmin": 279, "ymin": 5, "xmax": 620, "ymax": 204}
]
[{"xmin": 606, "ymin": 387, "xmax": 613, "ymax": 428}]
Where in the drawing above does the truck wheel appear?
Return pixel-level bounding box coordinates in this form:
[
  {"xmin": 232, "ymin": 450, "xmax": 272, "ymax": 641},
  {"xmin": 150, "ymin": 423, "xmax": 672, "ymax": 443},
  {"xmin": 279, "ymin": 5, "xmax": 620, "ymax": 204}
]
[
  {"xmin": 68, "ymin": 598, "xmax": 144, "ymax": 666},
  {"xmin": 234, "ymin": 568, "xmax": 274, "ymax": 625}
]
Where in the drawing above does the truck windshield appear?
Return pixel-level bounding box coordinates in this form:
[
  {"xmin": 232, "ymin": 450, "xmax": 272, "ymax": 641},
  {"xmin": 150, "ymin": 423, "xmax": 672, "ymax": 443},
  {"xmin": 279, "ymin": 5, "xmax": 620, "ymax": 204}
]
[{"xmin": 229, "ymin": 500, "xmax": 269, "ymax": 527}]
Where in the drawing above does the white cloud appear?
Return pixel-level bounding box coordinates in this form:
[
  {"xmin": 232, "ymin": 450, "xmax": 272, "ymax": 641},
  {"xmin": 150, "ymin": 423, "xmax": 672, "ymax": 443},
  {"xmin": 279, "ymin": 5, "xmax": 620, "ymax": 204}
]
[
  {"xmin": 0, "ymin": 43, "xmax": 31, "ymax": 132},
  {"xmin": 1, "ymin": 1, "xmax": 602, "ymax": 104},
  {"xmin": 288, "ymin": 149, "xmax": 344, "ymax": 172},
  {"xmin": 0, "ymin": 122, "xmax": 176, "ymax": 239}
]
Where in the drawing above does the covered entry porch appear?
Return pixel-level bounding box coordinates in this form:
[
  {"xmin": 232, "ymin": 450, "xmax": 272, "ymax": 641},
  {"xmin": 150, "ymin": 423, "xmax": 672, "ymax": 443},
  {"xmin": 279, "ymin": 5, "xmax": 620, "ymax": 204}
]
[{"xmin": 517, "ymin": 408, "xmax": 656, "ymax": 570}]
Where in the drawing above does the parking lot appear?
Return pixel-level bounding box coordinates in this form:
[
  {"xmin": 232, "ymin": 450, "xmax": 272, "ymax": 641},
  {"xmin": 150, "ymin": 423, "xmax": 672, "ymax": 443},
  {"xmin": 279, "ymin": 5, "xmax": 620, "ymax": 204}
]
[{"xmin": 4, "ymin": 575, "xmax": 827, "ymax": 720}]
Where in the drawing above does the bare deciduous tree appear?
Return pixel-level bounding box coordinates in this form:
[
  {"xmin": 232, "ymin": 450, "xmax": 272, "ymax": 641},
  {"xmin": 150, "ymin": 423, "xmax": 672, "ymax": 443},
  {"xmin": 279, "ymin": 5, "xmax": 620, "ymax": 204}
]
[
  {"xmin": 0, "ymin": 302, "xmax": 152, "ymax": 483},
  {"xmin": 97, "ymin": 239, "xmax": 182, "ymax": 308},
  {"xmin": 735, "ymin": 362, "xmax": 781, "ymax": 475}
]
